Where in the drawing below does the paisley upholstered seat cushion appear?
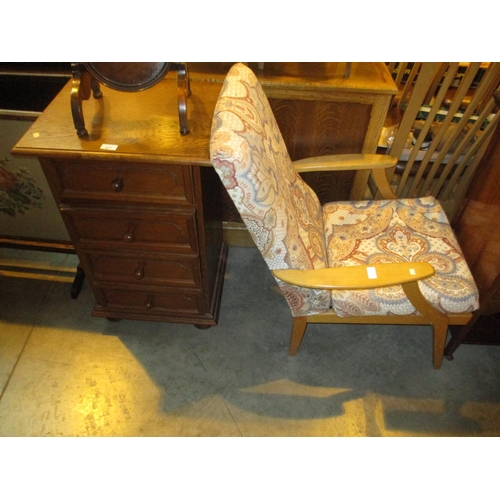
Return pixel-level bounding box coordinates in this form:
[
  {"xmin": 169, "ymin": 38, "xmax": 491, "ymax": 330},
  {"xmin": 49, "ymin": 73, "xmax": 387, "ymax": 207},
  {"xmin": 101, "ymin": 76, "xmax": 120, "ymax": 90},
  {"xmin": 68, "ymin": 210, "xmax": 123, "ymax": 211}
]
[{"xmin": 323, "ymin": 196, "xmax": 479, "ymax": 316}]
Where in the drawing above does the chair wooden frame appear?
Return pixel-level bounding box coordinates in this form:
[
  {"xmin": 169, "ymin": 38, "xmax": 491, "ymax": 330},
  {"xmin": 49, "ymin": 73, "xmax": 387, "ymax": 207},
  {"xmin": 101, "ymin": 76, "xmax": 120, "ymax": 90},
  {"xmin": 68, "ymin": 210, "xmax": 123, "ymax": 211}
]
[{"xmin": 272, "ymin": 153, "xmax": 473, "ymax": 369}]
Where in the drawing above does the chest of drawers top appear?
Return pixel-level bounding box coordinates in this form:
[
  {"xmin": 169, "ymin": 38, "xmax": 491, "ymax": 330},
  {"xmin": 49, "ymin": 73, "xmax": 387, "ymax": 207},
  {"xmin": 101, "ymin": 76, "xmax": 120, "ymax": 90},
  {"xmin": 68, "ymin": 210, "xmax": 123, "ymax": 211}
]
[{"xmin": 12, "ymin": 74, "xmax": 223, "ymax": 166}]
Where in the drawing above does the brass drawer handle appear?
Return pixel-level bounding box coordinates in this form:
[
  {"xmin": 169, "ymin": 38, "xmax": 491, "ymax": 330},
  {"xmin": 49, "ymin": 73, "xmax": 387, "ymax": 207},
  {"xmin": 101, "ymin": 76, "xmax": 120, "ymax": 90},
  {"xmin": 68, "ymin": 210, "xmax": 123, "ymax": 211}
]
[
  {"xmin": 144, "ymin": 298, "xmax": 154, "ymax": 310},
  {"xmin": 134, "ymin": 264, "xmax": 145, "ymax": 280},
  {"xmin": 124, "ymin": 227, "xmax": 135, "ymax": 243},
  {"xmin": 110, "ymin": 177, "xmax": 124, "ymax": 192}
]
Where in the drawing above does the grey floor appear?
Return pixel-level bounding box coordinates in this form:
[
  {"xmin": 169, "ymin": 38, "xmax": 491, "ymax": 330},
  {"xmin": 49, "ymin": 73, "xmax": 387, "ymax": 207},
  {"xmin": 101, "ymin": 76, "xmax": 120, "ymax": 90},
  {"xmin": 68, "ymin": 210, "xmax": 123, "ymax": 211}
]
[{"xmin": 1, "ymin": 245, "xmax": 500, "ymax": 437}]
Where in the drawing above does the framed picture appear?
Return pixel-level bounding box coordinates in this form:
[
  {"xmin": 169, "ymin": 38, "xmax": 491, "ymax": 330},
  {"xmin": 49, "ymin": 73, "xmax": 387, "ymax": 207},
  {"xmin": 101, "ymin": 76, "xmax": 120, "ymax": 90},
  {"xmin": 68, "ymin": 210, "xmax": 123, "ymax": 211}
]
[{"xmin": 0, "ymin": 117, "xmax": 72, "ymax": 251}]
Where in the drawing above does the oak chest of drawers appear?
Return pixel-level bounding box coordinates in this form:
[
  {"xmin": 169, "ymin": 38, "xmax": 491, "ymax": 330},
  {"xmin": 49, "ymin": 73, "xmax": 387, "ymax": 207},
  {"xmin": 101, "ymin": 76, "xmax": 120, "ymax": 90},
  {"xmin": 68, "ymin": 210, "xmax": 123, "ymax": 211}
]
[{"xmin": 13, "ymin": 75, "xmax": 228, "ymax": 327}]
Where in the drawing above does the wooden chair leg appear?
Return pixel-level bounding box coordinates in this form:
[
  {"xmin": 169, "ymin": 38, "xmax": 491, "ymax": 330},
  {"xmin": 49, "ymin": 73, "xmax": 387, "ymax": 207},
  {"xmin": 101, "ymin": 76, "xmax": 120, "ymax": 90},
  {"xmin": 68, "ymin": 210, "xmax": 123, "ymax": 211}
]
[
  {"xmin": 402, "ymin": 281, "xmax": 449, "ymax": 369},
  {"xmin": 289, "ymin": 316, "xmax": 307, "ymax": 355},
  {"xmin": 432, "ymin": 319, "xmax": 449, "ymax": 369}
]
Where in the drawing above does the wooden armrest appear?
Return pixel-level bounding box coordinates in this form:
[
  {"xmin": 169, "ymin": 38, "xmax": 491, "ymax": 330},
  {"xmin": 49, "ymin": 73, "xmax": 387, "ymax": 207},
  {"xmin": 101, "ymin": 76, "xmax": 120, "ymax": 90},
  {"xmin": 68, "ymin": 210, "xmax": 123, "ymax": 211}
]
[
  {"xmin": 293, "ymin": 154, "xmax": 398, "ymax": 200},
  {"xmin": 292, "ymin": 154, "xmax": 398, "ymax": 173},
  {"xmin": 272, "ymin": 262, "xmax": 434, "ymax": 290}
]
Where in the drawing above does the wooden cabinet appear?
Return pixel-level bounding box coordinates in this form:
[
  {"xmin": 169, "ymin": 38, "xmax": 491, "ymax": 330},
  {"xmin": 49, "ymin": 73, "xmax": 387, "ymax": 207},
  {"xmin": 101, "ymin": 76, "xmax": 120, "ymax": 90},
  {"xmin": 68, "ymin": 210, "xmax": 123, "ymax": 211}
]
[
  {"xmin": 13, "ymin": 74, "xmax": 227, "ymax": 327},
  {"xmin": 190, "ymin": 63, "xmax": 397, "ymax": 220},
  {"xmin": 445, "ymin": 125, "xmax": 500, "ymax": 356}
]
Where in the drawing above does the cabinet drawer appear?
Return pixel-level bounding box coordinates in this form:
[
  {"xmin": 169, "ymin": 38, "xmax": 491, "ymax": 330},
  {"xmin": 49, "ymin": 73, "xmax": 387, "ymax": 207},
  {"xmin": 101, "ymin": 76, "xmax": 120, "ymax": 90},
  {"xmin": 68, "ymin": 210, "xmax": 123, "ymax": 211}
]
[
  {"xmin": 96, "ymin": 286, "xmax": 205, "ymax": 318},
  {"xmin": 51, "ymin": 160, "xmax": 194, "ymax": 206},
  {"xmin": 83, "ymin": 251, "xmax": 201, "ymax": 287},
  {"xmin": 63, "ymin": 209, "xmax": 198, "ymax": 253}
]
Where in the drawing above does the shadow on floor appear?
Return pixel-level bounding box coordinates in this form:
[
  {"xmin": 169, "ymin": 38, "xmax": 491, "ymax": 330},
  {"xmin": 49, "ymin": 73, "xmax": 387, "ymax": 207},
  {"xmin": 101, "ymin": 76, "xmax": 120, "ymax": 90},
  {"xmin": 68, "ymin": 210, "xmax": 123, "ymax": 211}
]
[{"xmin": 1, "ymin": 247, "xmax": 500, "ymax": 436}]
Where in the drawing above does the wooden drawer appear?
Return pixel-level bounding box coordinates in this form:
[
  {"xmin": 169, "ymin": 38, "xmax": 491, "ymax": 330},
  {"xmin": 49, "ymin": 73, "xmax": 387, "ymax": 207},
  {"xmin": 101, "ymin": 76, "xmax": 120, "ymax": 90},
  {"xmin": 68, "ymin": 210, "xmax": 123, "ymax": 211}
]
[
  {"xmin": 82, "ymin": 250, "xmax": 201, "ymax": 287},
  {"xmin": 50, "ymin": 160, "xmax": 194, "ymax": 206},
  {"xmin": 62, "ymin": 209, "xmax": 198, "ymax": 253},
  {"xmin": 95, "ymin": 285, "xmax": 205, "ymax": 318}
]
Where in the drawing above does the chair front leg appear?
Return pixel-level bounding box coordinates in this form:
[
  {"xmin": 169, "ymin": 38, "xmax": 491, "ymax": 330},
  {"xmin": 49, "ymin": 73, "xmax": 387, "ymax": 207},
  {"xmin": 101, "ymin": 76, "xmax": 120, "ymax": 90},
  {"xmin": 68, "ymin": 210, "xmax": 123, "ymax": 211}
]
[
  {"xmin": 431, "ymin": 319, "xmax": 450, "ymax": 369},
  {"xmin": 401, "ymin": 281, "xmax": 449, "ymax": 369},
  {"xmin": 289, "ymin": 316, "xmax": 308, "ymax": 355}
]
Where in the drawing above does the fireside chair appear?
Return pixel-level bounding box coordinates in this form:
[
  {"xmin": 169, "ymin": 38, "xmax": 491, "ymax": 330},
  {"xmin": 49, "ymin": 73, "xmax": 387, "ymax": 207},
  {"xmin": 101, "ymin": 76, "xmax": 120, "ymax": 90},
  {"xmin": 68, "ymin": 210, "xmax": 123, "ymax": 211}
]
[{"xmin": 210, "ymin": 63, "xmax": 479, "ymax": 369}]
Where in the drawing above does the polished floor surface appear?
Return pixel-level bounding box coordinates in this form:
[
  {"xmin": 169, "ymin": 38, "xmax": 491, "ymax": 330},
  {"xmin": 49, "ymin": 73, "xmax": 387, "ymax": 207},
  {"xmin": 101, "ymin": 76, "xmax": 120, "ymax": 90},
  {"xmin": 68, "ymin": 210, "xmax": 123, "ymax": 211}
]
[{"xmin": 1, "ymin": 245, "xmax": 500, "ymax": 437}]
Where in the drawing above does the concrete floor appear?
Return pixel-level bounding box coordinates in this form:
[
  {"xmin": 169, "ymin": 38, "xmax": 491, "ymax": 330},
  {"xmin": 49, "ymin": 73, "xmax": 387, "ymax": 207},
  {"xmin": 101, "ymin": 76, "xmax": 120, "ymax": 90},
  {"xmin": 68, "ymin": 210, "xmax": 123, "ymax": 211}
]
[{"xmin": 1, "ymin": 245, "xmax": 500, "ymax": 438}]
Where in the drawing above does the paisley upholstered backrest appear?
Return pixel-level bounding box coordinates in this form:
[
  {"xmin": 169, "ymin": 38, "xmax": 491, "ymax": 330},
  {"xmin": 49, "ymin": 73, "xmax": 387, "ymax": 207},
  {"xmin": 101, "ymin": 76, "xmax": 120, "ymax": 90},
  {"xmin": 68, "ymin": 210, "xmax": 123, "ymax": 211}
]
[
  {"xmin": 210, "ymin": 63, "xmax": 327, "ymax": 271},
  {"xmin": 210, "ymin": 63, "xmax": 331, "ymax": 316}
]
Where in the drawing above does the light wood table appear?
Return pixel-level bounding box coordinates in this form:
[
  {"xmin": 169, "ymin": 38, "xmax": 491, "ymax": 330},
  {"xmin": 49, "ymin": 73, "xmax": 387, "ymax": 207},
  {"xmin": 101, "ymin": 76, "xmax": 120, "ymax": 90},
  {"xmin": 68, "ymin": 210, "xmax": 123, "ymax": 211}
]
[
  {"xmin": 191, "ymin": 63, "xmax": 397, "ymax": 203},
  {"xmin": 189, "ymin": 63, "xmax": 397, "ymax": 246}
]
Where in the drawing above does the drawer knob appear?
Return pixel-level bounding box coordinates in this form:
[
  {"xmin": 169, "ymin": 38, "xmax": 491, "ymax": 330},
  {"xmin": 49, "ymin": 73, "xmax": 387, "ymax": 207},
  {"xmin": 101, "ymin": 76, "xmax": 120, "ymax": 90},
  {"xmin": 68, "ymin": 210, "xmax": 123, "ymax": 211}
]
[
  {"xmin": 134, "ymin": 264, "xmax": 145, "ymax": 280},
  {"xmin": 110, "ymin": 178, "xmax": 124, "ymax": 192},
  {"xmin": 144, "ymin": 298, "xmax": 154, "ymax": 310},
  {"xmin": 124, "ymin": 227, "xmax": 135, "ymax": 243}
]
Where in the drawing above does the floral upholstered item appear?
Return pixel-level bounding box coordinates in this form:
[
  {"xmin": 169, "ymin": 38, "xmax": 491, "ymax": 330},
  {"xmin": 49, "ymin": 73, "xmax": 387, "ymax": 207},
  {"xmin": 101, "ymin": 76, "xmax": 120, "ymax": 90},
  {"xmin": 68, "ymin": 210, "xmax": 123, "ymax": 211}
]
[
  {"xmin": 323, "ymin": 197, "xmax": 479, "ymax": 316},
  {"xmin": 210, "ymin": 63, "xmax": 479, "ymax": 319},
  {"xmin": 210, "ymin": 63, "xmax": 331, "ymax": 317}
]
